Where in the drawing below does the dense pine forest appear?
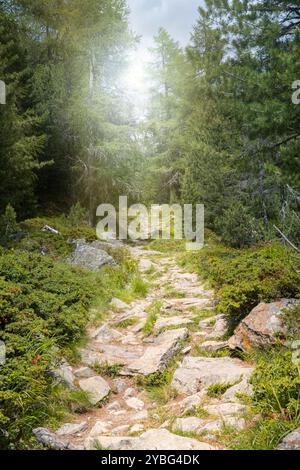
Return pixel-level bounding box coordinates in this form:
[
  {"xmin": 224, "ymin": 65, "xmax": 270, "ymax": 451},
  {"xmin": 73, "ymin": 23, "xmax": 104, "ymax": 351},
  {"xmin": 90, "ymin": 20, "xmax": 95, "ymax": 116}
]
[{"xmin": 0, "ymin": 0, "xmax": 300, "ymax": 452}]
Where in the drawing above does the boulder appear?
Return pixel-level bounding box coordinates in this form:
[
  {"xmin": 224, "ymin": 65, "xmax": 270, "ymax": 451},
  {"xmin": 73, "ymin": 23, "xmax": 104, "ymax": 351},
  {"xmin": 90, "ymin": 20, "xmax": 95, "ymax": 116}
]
[
  {"xmin": 277, "ymin": 427, "xmax": 300, "ymax": 450},
  {"xmin": 33, "ymin": 428, "xmax": 76, "ymax": 450},
  {"xmin": 123, "ymin": 328, "xmax": 189, "ymax": 376},
  {"xmin": 78, "ymin": 376, "xmax": 110, "ymax": 405},
  {"xmin": 125, "ymin": 397, "xmax": 144, "ymax": 411},
  {"xmin": 50, "ymin": 359, "xmax": 75, "ymax": 389},
  {"xmin": 204, "ymin": 402, "xmax": 247, "ymax": 417},
  {"xmin": 68, "ymin": 240, "xmax": 115, "ymax": 271},
  {"xmin": 229, "ymin": 299, "xmax": 299, "ymax": 352},
  {"xmin": 171, "ymin": 356, "xmax": 253, "ymax": 395}
]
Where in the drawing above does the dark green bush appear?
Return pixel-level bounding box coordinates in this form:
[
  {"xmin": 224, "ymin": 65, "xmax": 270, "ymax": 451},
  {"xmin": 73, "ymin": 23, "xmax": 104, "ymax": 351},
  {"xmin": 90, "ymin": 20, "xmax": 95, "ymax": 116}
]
[
  {"xmin": 180, "ymin": 241, "xmax": 300, "ymax": 329},
  {"xmin": 0, "ymin": 221, "xmax": 136, "ymax": 448}
]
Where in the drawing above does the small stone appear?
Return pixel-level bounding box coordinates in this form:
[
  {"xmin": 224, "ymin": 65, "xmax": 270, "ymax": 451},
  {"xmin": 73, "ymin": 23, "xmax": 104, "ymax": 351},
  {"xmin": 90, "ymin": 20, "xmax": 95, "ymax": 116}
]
[
  {"xmin": 182, "ymin": 346, "xmax": 192, "ymax": 355},
  {"xmin": 79, "ymin": 376, "xmax": 110, "ymax": 405},
  {"xmin": 89, "ymin": 420, "xmax": 111, "ymax": 436},
  {"xmin": 33, "ymin": 428, "xmax": 75, "ymax": 450},
  {"xmin": 200, "ymin": 340, "xmax": 228, "ymax": 352},
  {"xmin": 223, "ymin": 378, "xmax": 253, "ymax": 402},
  {"xmin": 107, "ymin": 401, "xmax": 121, "ymax": 412},
  {"xmin": 125, "ymin": 397, "xmax": 144, "ymax": 411},
  {"xmin": 178, "ymin": 390, "xmax": 207, "ymax": 413}
]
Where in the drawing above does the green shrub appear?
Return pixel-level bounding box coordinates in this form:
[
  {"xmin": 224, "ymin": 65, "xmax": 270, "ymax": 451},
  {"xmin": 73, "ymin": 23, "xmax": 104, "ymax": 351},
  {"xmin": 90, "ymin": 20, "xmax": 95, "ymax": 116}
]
[
  {"xmin": 217, "ymin": 201, "xmax": 259, "ymax": 248},
  {"xmin": 181, "ymin": 241, "xmax": 300, "ymax": 329},
  {"xmin": 0, "ymin": 220, "xmax": 136, "ymax": 449}
]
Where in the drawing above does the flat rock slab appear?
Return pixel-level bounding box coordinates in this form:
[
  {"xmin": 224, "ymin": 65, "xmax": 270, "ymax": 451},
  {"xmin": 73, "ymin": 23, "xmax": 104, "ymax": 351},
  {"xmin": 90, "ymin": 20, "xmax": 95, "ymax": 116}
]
[
  {"xmin": 79, "ymin": 376, "xmax": 110, "ymax": 405},
  {"xmin": 91, "ymin": 324, "xmax": 123, "ymax": 343},
  {"xmin": 164, "ymin": 298, "xmax": 213, "ymax": 310},
  {"xmin": 110, "ymin": 298, "xmax": 129, "ymax": 310},
  {"xmin": 86, "ymin": 429, "xmax": 216, "ymax": 450},
  {"xmin": 123, "ymin": 328, "xmax": 189, "ymax": 376},
  {"xmin": 171, "ymin": 356, "xmax": 253, "ymax": 395},
  {"xmin": 277, "ymin": 427, "xmax": 300, "ymax": 450},
  {"xmin": 80, "ymin": 344, "xmax": 144, "ymax": 367},
  {"xmin": 204, "ymin": 402, "xmax": 247, "ymax": 417},
  {"xmin": 200, "ymin": 340, "xmax": 228, "ymax": 352},
  {"xmin": 154, "ymin": 315, "xmax": 193, "ymax": 332}
]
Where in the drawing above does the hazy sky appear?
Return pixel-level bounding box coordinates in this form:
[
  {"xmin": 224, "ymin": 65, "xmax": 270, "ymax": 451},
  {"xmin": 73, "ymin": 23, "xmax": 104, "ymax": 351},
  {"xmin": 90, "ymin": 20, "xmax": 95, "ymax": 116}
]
[
  {"xmin": 127, "ymin": 0, "xmax": 203, "ymax": 51},
  {"xmin": 123, "ymin": 1, "xmax": 203, "ymax": 117}
]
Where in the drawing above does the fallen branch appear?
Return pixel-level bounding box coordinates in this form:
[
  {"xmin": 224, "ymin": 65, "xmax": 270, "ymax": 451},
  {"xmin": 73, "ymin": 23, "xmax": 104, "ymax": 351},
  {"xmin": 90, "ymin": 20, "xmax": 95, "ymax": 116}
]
[{"xmin": 273, "ymin": 225, "xmax": 300, "ymax": 254}]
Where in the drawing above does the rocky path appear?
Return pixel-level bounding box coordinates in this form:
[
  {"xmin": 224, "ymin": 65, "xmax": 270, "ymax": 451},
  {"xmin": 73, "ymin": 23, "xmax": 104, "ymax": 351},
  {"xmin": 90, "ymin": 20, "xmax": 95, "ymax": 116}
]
[{"xmin": 34, "ymin": 246, "xmax": 254, "ymax": 451}]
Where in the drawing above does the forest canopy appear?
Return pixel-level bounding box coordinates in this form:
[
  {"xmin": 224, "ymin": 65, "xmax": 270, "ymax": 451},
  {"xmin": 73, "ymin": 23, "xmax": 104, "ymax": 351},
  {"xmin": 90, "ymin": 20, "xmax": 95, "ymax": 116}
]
[{"xmin": 0, "ymin": 0, "xmax": 300, "ymax": 247}]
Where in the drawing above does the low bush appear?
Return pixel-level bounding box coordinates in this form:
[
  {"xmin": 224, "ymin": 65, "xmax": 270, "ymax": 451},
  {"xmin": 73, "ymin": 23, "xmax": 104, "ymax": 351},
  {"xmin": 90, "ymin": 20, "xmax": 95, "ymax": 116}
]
[
  {"xmin": 0, "ymin": 218, "xmax": 136, "ymax": 449},
  {"xmin": 180, "ymin": 240, "xmax": 300, "ymax": 329}
]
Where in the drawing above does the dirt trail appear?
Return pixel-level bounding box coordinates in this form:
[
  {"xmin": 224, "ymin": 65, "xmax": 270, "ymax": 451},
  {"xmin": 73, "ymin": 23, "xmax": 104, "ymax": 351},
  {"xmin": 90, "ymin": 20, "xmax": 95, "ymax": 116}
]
[{"xmin": 34, "ymin": 246, "xmax": 254, "ymax": 450}]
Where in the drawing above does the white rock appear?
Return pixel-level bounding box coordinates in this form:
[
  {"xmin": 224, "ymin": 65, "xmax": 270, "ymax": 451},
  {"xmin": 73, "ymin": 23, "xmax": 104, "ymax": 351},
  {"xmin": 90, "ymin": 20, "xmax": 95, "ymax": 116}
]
[
  {"xmin": 206, "ymin": 315, "xmax": 228, "ymax": 339},
  {"xmin": 173, "ymin": 417, "xmax": 206, "ymax": 434},
  {"xmin": 51, "ymin": 360, "xmax": 75, "ymax": 389},
  {"xmin": 131, "ymin": 410, "xmax": 148, "ymax": 421},
  {"xmin": 111, "ymin": 425, "xmax": 130, "ymax": 435},
  {"xmin": 89, "ymin": 420, "xmax": 111, "ymax": 436},
  {"xmin": 178, "ymin": 390, "xmax": 207, "ymax": 413},
  {"xmin": 130, "ymin": 424, "xmax": 144, "ymax": 434},
  {"xmin": 74, "ymin": 367, "xmax": 94, "ymax": 379},
  {"xmin": 204, "ymin": 402, "xmax": 247, "ymax": 417},
  {"xmin": 79, "ymin": 376, "xmax": 110, "ymax": 405},
  {"xmin": 107, "ymin": 401, "xmax": 121, "ymax": 412},
  {"xmin": 113, "ymin": 378, "xmax": 127, "ymax": 394},
  {"xmin": 223, "ymin": 378, "xmax": 253, "ymax": 402},
  {"xmin": 200, "ymin": 340, "xmax": 228, "ymax": 352},
  {"xmin": 182, "ymin": 346, "xmax": 192, "ymax": 355},
  {"xmin": 56, "ymin": 421, "xmax": 88, "ymax": 436},
  {"xmin": 110, "ymin": 298, "xmax": 129, "ymax": 310},
  {"xmin": 85, "ymin": 436, "xmax": 137, "ymax": 450},
  {"xmin": 171, "ymin": 356, "xmax": 253, "ymax": 395},
  {"xmin": 125, "ymin": 397, "xmax": 145, "ymax": 411},
  {"xmin": 154, "ymin": 316, "xmax": 193, "ymax": 332},
  {"xmin": 123, "ymin": 387, "xmax": 135, "ymax": 399},
  {"xmin": 92, "ymin": 324, "xmax": 123, "ymax": 343},
  {"xmin": 124, "ymin": 328, "xmax": 189, "ymax": 376},
  {"xmin": 133, "ymin": 429, "xmax": 216, "ymax": 450}
]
